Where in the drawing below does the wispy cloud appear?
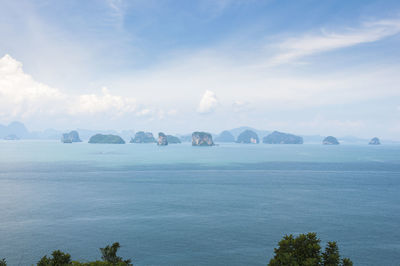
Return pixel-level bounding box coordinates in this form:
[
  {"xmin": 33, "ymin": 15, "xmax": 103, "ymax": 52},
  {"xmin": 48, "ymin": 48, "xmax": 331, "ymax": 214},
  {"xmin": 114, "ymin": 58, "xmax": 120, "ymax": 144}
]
[{"xmin": 267, "ymin": 19, "xmax": 400, "ymax": 65}]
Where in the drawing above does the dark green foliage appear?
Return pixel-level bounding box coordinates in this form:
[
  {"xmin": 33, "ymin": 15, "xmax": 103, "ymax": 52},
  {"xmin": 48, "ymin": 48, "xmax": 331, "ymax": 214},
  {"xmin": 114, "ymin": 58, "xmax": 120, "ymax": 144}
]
[
  {"xmin": 36, "ymin": 243, "xmax": 132, "ymax": 266},
  {"xmin": 88, "ymin": 134, "xmax": 125, "ymax": 144},
  {"xmin": 215, "ymin": 130, "xmax": 235, "ymax": 142},
  {"xmin": 100, "ymin": 243, "xmax": 132, "ymax": 265},
  {"xmin": 263, "ymin": 131, "xmax": 303, "ymax": 144},
  {"xmin": 0, "ymin": 258, "xmax": 6, "ymax": 266},
  {"xmin": 322, "ymin": 242, "xmax": 340, "ymax": 266},
  {"xmin": 236, "ymin": 130, "xmax": 259, "ymax": 144},
  {"xmin": 37, "ymin": 250, "xmax": 72, "ymax": 266},
  {"xmin": 268, "ymin": 233, "xmax": 352, "ymax": 266},
  {"xmin": 341, "ymin": 258, "xmax": 353, "ymax": 266}
]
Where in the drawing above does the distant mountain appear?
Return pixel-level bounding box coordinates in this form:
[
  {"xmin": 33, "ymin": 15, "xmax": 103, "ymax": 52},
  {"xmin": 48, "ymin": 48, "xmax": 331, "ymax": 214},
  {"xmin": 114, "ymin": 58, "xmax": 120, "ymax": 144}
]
[
  {"xmin": 215, "ymin": 130, "xmax": 235, "ymax": 142},
  {"xmin": 0, "ymin": 121, "xmax": 29, "ymax": 139},
  {"xmin": 228, "ymin": 126, "xmax": 270, "ymax": 139}
]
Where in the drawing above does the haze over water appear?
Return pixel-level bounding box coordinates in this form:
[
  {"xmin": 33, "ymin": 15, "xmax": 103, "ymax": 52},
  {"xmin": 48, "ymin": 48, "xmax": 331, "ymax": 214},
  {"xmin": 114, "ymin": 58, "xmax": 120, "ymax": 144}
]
[{"xmin": 1, "ymin": 141, "xmax": 399, "ymax": 265}]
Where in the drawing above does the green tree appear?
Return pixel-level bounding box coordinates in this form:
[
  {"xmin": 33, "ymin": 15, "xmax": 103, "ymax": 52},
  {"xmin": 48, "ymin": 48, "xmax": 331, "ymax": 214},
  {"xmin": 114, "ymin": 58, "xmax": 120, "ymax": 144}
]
[
  {"xmin": 0, "ymin": 258, "xmax": 6, "ymax": 266},
  {"xmin": 322, "ymin": 242, "xmax": 340, "ymax": 266},
  {"xmin": 268, "ymin": 233, "xmax": 353, "ymax": 266},
  {"xmin": 37, "ymin": 250, "xmax": 72, "ymax": 266},
  {"xmin": 100, "ymin": 242, "xmax": 132, "ymax": 266}
]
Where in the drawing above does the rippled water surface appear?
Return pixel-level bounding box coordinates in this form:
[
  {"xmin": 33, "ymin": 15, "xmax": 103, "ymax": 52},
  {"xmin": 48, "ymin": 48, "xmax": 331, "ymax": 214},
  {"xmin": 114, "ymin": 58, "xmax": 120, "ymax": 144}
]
[{"xmin": 0, "ymin": 141, "xmax": 399, "ymax": 265}]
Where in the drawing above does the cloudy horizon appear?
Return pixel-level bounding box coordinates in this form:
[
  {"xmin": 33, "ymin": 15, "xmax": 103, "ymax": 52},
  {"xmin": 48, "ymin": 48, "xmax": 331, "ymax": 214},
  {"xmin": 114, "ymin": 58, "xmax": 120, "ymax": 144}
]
[{"xmin": 1, "ymin": 0, "xmax": 400, "ymax": 139}]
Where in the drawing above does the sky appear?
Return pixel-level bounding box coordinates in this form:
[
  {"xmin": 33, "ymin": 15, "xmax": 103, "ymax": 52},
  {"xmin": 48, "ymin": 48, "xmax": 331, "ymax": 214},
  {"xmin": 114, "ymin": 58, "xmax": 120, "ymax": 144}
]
[{"xmin": 0, "ymin": 0, "xmax": 400, "ymax": 139}]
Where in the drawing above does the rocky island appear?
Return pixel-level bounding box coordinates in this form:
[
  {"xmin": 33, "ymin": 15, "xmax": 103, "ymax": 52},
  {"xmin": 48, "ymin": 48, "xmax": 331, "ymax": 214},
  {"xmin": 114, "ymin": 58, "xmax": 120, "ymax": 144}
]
[
  {"xmin": 323, "ymin": 136, "xmax": 339, "ymax": 145},
  {"xmin": 61, "ymin": 130, "xmax": 82, "ymax": 143},
  {"xmin": 157, "ymin": 132, "xmax": 168, "ymax": 146},
  {"xmin": 192, "ymin": 132, "xmax": 214, "ymax": 146},
  {"xmin": 369, "ymin": 137, "xmax": 381, "ymax": 145},
  {"xmin": 130, "ymin": 131, "xmax": 156, "ymax": 143},
  {"xmin": 167, "ymin": 135, "xmax": 181, "ymax": 144},
  {"xmin": 88, "ymin": 134, "xmax": 125, "ymax": 144},
  {"xmin": 263, "ymin": 131, "xmax": 303, "ymax": 144},
  {"xmin": 236, "ymin": 130, "xmax": 259, "ymax": 144},
  {"xmin": 215, "ymin": 130, "xmax": 235, "ymax": 142},
  {"xmin": 4, "ymin": 134, "xmax": 19, "ymax": 140}
]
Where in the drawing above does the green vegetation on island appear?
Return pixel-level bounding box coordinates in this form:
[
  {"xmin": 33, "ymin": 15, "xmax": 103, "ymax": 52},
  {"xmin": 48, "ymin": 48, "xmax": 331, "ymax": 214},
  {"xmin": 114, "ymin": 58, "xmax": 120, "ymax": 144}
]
[
  {"xmin": 236, "ymin": 130, "xmax": 259, "ymax": 144},
  {"xmin": 130, "ymin": 131, "xmax": 156, "ymax": 143},
  {"xmin": 263, "ymin": 131, "xmax": 303, "ymax": 144},
  {"xmin": 88, "ymin": 134, "xmax": 125, "ymax": 144},
  {"xmin": 323, "ymin": 136, "xmax": 340, "ymax": 145},
  {"xmin": 192, "ymin": 132, "xmax": 214, "ymax": 146},
  {"xmin": 268, "ymin": 232, "xmax": 352, "ymax": 266}
]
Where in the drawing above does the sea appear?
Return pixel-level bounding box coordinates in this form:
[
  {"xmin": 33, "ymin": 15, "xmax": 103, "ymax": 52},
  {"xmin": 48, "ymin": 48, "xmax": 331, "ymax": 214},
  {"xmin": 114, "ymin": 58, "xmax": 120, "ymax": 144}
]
[{"xmin": 0, "ymin": 140, "xmax": 399, "ymax": 265}]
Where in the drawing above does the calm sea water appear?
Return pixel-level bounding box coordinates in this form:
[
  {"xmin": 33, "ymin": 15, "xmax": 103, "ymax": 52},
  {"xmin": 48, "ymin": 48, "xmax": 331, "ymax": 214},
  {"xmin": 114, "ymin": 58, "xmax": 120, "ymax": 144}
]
[{"xmin": 0, "ymin": 141, "xmax": 399, "ymax": 265}]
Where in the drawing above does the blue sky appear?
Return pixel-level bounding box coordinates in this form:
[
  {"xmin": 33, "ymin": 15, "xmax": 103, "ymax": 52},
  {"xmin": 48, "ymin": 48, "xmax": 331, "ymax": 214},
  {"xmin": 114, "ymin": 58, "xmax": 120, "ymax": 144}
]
[{"xmin": 0, "ymin": 0, "xmax": 400, "ymax": 139}]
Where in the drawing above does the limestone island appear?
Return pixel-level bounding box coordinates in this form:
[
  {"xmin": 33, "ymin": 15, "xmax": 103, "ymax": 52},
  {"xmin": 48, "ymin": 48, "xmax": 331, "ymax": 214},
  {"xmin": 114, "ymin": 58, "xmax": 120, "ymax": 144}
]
[
  {"xmin": 167, "ymin": 135, "xmax": 181, "ymax": 144},
  {"xmin": 236, "ymin": 130, "xmax": 259, "ymax": 144},
  {"xmin": 369, "ymin": 137, "xmax": 381, "ymax": 145},
  {"xmin": 89, "ymin": 134, "xmax": 125, "ymax": 144},
  {"xmin": 4, "ymin": 134, "xmax": 19, "ymax": 140},
  {"xmin": 130, "ymin": 131, "xmax": 156, "ymax": 143},
  {"xmin": 323, "ymin": 136, "xmax": 339, "ymax": 145},
  {"xmin": 192, "ymin": 132, "xmax": 214, "ymax": 146},
  {"xmin": 157, "ymin": 132, "xmax": 168, "ymax": 146},
  {"xmin": 61, "ymin": 130, "xmax": 82, "ymax": 143},
  {"xmin": 263, "ymin": 131, "xmax": 303, "ymax": 144},
  {"xmin": 215, "ymin": 130, "xmax": 235, "ymax": 143}
]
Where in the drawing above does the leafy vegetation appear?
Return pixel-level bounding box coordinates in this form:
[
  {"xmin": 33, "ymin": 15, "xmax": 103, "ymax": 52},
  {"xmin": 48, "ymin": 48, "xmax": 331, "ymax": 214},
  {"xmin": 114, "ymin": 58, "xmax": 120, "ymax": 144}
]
[
  {"xmin": 268, "ymin": 232, "xmax": 352, "ymax": 266},
  {"xmin": 36, "ymin": 242, "xmax": 132, "ymax": 266},
  {"xmin": 88, "ymin": 134, "xmax": 125, "ymax": 144}
]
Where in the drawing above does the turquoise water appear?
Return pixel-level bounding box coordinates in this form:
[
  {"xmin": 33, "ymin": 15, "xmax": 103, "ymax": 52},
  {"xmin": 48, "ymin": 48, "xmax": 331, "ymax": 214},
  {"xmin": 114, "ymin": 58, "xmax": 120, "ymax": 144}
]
[{"xmin": 0, "ymin": 141, "xmax": 399, "ymax": 265}]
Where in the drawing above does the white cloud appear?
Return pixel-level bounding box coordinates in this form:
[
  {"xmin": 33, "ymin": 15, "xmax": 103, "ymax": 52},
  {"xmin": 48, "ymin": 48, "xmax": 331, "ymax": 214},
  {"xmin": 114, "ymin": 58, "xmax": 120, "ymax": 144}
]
[
  {"xmin": 268, "ymin": 19, "xmax": 400, "ymax": 65},
  {"xmin": 0, "ymin": 54, "xmax": 145, "ymax": 121},
  {"xmin": 197, "ymin": 90, "xmax": 219, "ymax": 114},
  {"xmin": 0, "ymin": 54, "xmax": 66, "ymax": 119},
  {"xmin": 70, "ymin": 87, "xmax": 137, "ymax": 115}
]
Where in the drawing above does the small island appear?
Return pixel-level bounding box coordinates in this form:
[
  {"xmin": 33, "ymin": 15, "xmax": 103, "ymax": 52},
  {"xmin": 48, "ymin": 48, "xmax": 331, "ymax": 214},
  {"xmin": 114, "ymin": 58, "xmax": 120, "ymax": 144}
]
[
  {"xmin": 61, "ymin": 130, "xmax": 82, "ymax": 143},
  {"xmin": 215, "ymin": 130, "xmax": 235, "ymax": 142},
  {"xmin": 236, "ymin": 130, "xmax": 259, "ymax": 144},
  {"xmin": 4, "ymin": 134, "xmax": 19, "ymax": 140},
  {"xmin": 263, "ymin": 131, "xmax": 303, "ymax": 144},
  {"xmin": 167, "ymin": 135, "xmax": 181, "ymax": 144},
  {"xmin": 323, "ymin": 136, "xmax": 339, "ymax": 145},
  {"xmin": 369, "ymin": 137, "xmax": 381, "ymax": 145},
  {"xmin": 192, "ymin": 132, "xmax": 214, "ymax": 146},
  {"xmin": 157, "ymin": 132, "xmax": 168, "ymax": 146},
  {"xmin": 89, "ymin": 134, "xmax": 125, "ymax": 144},
  {"xmin": 130, "ymin": 131, "xmax": 156, "ymax": 143}
]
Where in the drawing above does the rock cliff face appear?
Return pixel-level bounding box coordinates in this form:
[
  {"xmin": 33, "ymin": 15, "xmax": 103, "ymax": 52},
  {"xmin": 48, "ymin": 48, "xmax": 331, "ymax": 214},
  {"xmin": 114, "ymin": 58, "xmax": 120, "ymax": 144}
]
[
  {"xmin": 192, "ymin": 132, "xmax": 214, "ymax": 146},
  {"xmin": 130, "ymin": 131, "xmax": 156, "ymax": 143},
  {"xmin": 158, "ymin": 132, "xmax": 168, "ymax": 146},
  {"xmin": 215, "ymin": 130, "xmax": 235, "ymax": 143},
  {"xmin": 167, "ymin": 135, "xmax": 181, "ymax": 144},
  {"xmin": 323, "ymin": 136, "xmax": 339, "ymax": 145},
  {"xmin": 263, "ymin": 131, "xmax": 303, "ymax": 144},
  {"xmin": 88, "ymin": 134, "xmax": 125, "ymax": 144},
  {"xmin": 236, "ymin": 130, "xmax": 259, "ymax": 144},
  {"xmin": 61, "ymin": 131, "xmax": 82, "ymax": 143},
  {"xmin": 369, "ymin": 137, "xmax": 381, "ymax": 145}
]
